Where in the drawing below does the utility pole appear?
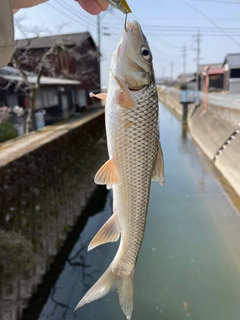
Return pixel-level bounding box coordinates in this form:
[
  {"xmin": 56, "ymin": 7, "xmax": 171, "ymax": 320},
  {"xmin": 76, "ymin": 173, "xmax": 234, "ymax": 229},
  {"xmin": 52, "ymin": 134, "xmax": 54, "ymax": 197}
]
[
  {"xmin": 97, "ymin": 15, "xmax": 101, "ymax": 57},
  {"xmin": 162, "ymin": 66, "xmax": 165, "ymax": 79},
  {"xmin": 97, "ymin": 15, "xmax": 101, "ymax": 88},
  {"xmin": 180, "ymin": 43, "xmax": 187, "ymax": 77},
  {"xmin": 195, "ymin": 29, "xmax": 202, "ymax": 96},
  {"xmin": 170, "ymin": 61, "xmax": 174, "ymax": 80}
]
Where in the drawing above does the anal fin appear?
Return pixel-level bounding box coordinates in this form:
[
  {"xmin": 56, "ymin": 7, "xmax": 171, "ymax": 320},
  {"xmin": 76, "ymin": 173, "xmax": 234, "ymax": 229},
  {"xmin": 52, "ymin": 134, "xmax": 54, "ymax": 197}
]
[
  {"xmin": 152, "ymin": 144, "xmax": 165, "ymax": 186},
  {"xmin": 88, "ymin": 213, "xmax": 120, "ymax": 251},
  {"xmin": 94, "ymin": 159, "xmax": 120, "ymax": 185}
]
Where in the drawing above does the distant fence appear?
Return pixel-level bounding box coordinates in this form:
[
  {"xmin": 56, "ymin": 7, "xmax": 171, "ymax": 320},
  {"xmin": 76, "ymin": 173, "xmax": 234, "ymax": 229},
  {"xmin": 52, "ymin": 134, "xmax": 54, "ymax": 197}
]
[{"xmin": 0, "ymin": 110, "xmax": 108, "ymax": 320}]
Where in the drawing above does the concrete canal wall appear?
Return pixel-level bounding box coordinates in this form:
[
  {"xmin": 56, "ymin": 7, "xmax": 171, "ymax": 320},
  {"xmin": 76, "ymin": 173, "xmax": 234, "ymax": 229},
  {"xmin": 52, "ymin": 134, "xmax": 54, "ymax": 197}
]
[
  {"xmin": 158, "ymin": 87, "xmax": 240, "ymax": 196},
  {"xmin": 158, "ymin": 87, "xmax": 185, "ymax": 117},
  {"xmin": 0, "ymin": 109, "xmax": 108, "ymax": 320}
]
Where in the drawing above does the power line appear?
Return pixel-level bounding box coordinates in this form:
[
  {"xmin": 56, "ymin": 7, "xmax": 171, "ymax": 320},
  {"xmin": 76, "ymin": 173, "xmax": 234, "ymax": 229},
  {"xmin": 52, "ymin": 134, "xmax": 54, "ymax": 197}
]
[
  {"xmin": 46, "ymin": 3, "xmax": 96, "ymax": 32},
  {"xmin": 56, "ymin": 0, "xmax": 97, "ymax": 29},
  {"xmin": 58, "ymin": 0, "xmax": 120, "ymax": 44},
  {"xmin": 173, "ymin": 63, "xmax": 183, "ymax": 76},
  {"xmin": 105, "ymin": 16, "xmax": 240, "ymax": 21},
  {"xmin": 191, "ymin": 0, "xmax": 240, "ymax": 3},
  {"xmin": 131, "ymin": 12, "xmax": 180, "ymax": 49},
  {"xmin": 105, "ymin": 24, "xmax": 240, "ymax": 32},
  {"xmin": 129, "ymin": 12, "xmax": 181, "ymax": 61},
  {"xmin": 47, "ymin": 1, "xmax": 121, "ymax": 54},
  {"xmin": 107, "ymin": 31, "xmax": 240, "ymax": 37},
  {"xmin": 180, "ymin": 0, "xmax": 240, "ymax": 48}
]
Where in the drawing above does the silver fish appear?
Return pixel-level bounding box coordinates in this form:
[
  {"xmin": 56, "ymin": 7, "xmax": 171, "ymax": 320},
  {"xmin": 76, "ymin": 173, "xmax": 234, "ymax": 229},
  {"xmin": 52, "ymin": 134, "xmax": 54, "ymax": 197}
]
[{"xmin": 75, "ymin": 20, "xmax": 164, "ymax": 319}]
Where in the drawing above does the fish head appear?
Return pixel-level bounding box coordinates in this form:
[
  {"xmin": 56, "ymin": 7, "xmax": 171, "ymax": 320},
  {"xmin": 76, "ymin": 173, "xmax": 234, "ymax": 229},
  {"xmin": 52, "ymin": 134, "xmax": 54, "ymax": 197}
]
[{"xmin": 112, "ymin": 20, "xmax": 154, "ymax": 91}]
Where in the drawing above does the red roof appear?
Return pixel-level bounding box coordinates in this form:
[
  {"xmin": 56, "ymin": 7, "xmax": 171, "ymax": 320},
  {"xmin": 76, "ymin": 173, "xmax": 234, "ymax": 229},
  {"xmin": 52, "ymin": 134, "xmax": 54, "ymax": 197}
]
[{"xmin": 208, "ymin": 68, "xmax": 224, "ymax": 75}]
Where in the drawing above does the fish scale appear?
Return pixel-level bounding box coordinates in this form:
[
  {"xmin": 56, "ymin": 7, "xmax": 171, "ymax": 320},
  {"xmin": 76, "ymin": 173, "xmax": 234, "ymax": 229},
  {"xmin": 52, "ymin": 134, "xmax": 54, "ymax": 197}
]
[
  {"xmin": 75, "ymin": 21, "xmax": 164, "ymax": 320},
  {"xmin": 111, "ymin": 83, "xmax": 160, "ymax": 274}
]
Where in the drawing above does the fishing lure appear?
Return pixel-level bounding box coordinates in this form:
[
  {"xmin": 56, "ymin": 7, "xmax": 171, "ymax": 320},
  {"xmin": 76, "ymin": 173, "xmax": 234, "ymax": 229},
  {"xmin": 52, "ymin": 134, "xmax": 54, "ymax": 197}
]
[{"xmin": 108, "ymin": 0, "xmax": 132, "ymax": 13}]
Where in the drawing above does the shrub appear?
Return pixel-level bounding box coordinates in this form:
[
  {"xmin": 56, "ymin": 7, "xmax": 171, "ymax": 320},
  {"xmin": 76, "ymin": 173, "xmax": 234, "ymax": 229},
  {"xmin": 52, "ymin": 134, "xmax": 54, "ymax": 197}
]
[{"xmin": 0, "ymin": 121, "xmax": 18, "ymax": 143}]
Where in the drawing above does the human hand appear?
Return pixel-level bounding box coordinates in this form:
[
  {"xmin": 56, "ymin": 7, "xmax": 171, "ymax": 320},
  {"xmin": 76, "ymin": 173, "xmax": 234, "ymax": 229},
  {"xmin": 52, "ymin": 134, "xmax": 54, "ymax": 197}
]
[
  {"xmin": 12, "ymin": 0, "xmax": 109, "ymax": 14},
  {"xmin": 12, "ymin": 0, "xmax": 48, "ymax": 13},
  {"xmin": 76, "ymin": 0, "xmax": 109, "ymax": 14}
]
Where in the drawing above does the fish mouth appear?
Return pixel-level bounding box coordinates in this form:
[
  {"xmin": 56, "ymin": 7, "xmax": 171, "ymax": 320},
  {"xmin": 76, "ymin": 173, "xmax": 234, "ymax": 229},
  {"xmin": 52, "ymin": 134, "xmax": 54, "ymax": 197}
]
[
  {"xmin": 128, "ymin": 85, "xmax": 147, "ymax": 92},
  {"xmin": 125, "ymin": 21, "xmax": 133, "ymax": 32},
  {"xmin": 125, "ymin": 20, "xmax": 141, "ymax": 33}
]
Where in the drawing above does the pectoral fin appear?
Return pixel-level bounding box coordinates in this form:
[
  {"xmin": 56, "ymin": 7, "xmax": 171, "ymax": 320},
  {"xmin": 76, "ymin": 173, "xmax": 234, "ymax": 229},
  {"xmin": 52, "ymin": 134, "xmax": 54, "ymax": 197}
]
[
  {"xmin": 152, "ymin": 145, "xmax": 165, "ymax": 186},
  {"xmin": 88, "ymin": 213, "xmax": 120, "ymax": 251},
  {"xmin": 113, "ymin": 74, "xmax": 137, "ymax": 109},
  {"xmin": 94, "ymin": 159, "xmax": 120, "ymax": 185},
  {"xmin": 89, "ymin": 92, "xmax": 107, "ymax": 101}
]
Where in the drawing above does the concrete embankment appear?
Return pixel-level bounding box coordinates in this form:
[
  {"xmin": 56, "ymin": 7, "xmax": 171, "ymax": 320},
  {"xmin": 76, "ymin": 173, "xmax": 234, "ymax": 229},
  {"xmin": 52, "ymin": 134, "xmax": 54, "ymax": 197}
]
[
  {"xmin": 158, "ymin": 87, "xmax": 240, "ymax": 196},
  {"xmin": 0, "ymin": 109, "xmax": 108, "ymax": 320}
]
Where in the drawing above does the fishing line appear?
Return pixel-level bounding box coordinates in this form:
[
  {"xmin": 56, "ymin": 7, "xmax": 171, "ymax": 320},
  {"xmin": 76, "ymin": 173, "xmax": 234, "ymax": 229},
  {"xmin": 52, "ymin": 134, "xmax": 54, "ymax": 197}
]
[{"xmin": 124, "ymin": 11, "xmax": 128, "ymax": 32}]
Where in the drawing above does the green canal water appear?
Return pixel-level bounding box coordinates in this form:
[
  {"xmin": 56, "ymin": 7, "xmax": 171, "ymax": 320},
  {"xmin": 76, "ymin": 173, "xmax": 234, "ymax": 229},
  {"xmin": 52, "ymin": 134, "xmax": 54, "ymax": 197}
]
[{"xmin": 37, "ymin": 103, "xmax": 240, "ymax": 320}]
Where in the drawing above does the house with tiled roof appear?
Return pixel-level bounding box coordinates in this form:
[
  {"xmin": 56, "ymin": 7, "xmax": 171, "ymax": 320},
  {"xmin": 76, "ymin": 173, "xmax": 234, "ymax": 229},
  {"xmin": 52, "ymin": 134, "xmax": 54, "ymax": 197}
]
[
  {"xmin": 11, "ymin": 32, "xmax": 101, "ymax": 108},
  {"xmin": 200, "ymin": 63, "xmax": 224, "ymax": 92},
  {"xmin": 223, "ymin": 53, "xmax": 240, "ymax": 93}
]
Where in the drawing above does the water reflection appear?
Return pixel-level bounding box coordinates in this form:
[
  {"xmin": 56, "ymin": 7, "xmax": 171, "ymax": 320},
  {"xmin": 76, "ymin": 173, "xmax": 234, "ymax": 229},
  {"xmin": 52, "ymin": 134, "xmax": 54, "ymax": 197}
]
[
  {"xmin": 38, "ymin": 192, "xmax": 118, "ymax": 320},
  {"xmin": 181, "ymin": 123, "xmax": 188, "ymax": 139},
  {"xmin": 36, "ymin": 102, "xmax": 240, "ymax": 320}
]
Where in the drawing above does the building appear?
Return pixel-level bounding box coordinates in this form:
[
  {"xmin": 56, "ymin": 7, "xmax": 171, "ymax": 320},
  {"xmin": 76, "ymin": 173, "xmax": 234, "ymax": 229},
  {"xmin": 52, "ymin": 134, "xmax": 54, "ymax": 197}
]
[
  {"xmin": 223, "ymin": 53, "xmax": 240, "ymax": 93},
  {"xmin": 200, "ymin": 63, "xmax": 224, "ymax": 92},
  {"xmin": 12, "ymin": 32, "xmax": 101, "ymax": 108},
  {"xmin": 176, "ymin": 73, "xmax": 196, "ymax": 89},
  {"xmin": 0, "ymin": 66, "xmax": 80, "ymax": 132}
]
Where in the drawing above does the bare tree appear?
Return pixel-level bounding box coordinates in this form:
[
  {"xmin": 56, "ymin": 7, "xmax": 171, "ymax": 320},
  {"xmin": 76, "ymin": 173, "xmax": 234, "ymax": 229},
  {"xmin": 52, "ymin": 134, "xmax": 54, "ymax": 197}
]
[
  {"xmin": 11, "ymin": 15, "xmax": 100, "ymax": 133},
  {"xmin": 12, "ymin": 43, "xmax": 64, "ymax": 133},
  {"xmin": 11, "ymin": 16, "xmax": 67, "ymax": 132},
  {"xmin": 13, "ymin": 16, "xmax": 59, "ymax": 132}
]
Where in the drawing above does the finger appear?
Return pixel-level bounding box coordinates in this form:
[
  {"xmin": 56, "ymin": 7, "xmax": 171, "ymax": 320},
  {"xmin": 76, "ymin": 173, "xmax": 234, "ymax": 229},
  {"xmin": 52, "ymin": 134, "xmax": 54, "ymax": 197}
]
[
  {"xmin": 76, "ymin": 0, "xmax": 109, "ymax": 15},
  {"xmin": 11, "ymin": 0, "xmax": 48, "ymax": 9}
]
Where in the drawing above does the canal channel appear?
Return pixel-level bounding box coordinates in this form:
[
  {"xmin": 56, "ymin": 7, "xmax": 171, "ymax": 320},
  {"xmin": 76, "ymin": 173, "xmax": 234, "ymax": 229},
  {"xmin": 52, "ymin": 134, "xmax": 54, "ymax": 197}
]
[{"xmin": 24, "ymin": 102, "xmax": 240, "ymax": 320}]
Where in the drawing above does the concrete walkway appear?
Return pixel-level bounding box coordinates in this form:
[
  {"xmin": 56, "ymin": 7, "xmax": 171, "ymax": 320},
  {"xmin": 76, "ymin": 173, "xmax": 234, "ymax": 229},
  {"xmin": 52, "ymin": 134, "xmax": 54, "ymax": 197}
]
[
  {"xmin": 0, "ymin": 108, "xmax": 104, "ymax": 167},
  {"xmin": 200, "ymin": 92, "xmax": 240, "ymax": 110}
]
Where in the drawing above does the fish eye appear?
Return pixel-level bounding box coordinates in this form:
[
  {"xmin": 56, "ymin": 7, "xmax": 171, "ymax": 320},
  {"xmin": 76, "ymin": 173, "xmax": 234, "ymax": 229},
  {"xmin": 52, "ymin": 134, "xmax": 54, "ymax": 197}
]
[{"xmin": 141, "ymin": 47, "xmax": 151, "ymax": 60}]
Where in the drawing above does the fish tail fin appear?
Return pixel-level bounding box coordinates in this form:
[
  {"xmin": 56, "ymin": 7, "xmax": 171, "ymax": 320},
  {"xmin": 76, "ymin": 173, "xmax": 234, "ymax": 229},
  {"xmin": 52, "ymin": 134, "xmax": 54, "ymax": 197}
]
[
  {"xmin": 118, "ymin": 272, "xmax": 134, "ymax": 319},
  {"xmin": 75, "ymin": 266, "xmax": 134, "ymax": 319}
]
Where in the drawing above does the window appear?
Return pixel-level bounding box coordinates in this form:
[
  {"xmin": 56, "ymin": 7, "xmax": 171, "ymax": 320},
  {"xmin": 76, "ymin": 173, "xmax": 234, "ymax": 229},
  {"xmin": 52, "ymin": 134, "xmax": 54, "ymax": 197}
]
[
  {"xmin": 78, "ymin": 90, "xmax": 86, "ymax": 107},
  {"xmin": 41, "ymin": 89, "xmax": 58, "ymax": 108},
  {"xmin": 62, "ymin": 95, "xmax": 68, "ymax": 110},
  {"xmin": 6, "ymin": 94, "xmax": 18, "ymax": 108},
  {"xmin": 71, "ymin": 88, "xmax": 76, "ymax": 105},
  {"xmin": 230, "ymin": 68, "xmax": 240, "ymax": 79}
]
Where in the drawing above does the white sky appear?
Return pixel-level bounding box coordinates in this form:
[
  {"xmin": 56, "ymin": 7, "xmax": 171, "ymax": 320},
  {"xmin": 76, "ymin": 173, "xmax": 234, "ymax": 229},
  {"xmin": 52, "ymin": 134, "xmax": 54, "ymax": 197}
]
[{"xmin": 14, "ymin": 0, "xmax": 240, "ymax": 86}]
